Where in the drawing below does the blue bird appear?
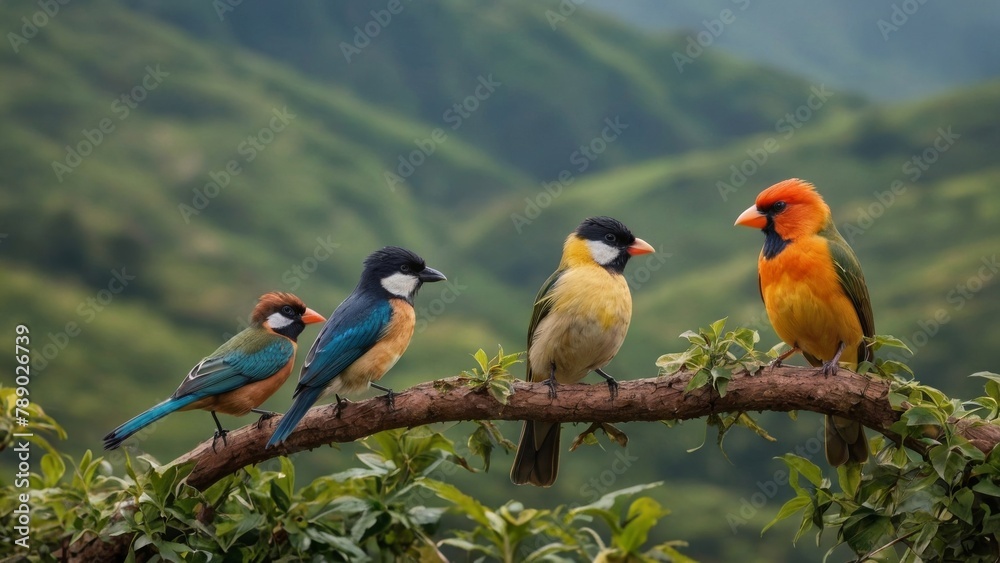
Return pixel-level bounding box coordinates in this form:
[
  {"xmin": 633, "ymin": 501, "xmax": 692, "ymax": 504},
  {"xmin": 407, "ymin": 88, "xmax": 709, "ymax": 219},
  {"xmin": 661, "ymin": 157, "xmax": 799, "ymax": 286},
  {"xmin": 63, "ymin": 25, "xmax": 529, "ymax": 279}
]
[
  {"xmin": 103, "ymin": 292, "xmax": 325, "ymax": 451},
  {"xmin": 266, "ymin": 246, "xmax": 446, "ymax": 448}
]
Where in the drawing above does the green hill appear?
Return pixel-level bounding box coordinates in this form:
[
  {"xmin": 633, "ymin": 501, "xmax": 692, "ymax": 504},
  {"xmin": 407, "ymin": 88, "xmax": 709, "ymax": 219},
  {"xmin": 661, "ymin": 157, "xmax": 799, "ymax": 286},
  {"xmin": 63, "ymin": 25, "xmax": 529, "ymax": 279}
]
[{"xmin": 1, "ymin": 1, "xmax": 998, "ymax": 561}]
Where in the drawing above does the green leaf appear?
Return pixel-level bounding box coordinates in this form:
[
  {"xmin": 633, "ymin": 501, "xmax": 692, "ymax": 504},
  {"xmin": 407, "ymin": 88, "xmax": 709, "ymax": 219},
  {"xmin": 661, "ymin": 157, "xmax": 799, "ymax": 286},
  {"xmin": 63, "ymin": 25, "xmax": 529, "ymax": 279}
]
[
  {"xmin": 711, "ymin": 367, "xmax": 731, "ymax": 396},
  {"xmin": 708, "ymin": 318, "xmax": 728, "ymax": 341},
  {"xmin": 735, "ymin": 413, "xmax": 776, "ymax": 442},
  {"xmin": 970, "ymin": 371, "xmax": 1000, "ymax": 383},
  {"xmin": 872, "ymin": 334, "xmax": 913, "ymax": 354},
  {"xmin": 929, "ymin": 445, "xmax": 967, "ymax": 483},
  {"xmin": 473, "ymin": 349, "xmax": 489, "ymax": 372},
  {"xmin": 973, "ymin": 479, "xmax": 1000, "ymax": 497},
  {"xmin": 902, "ymin": 406, "xmax": 944, "ymax": 427},
  {"xmin": 685, "ymin": 369, "xmax": 711, "ymax": 392},
  {"xmin": 270, "ymin": 479, "xmax": 291, "ymax": 512},
  {"xmin": 950, "ymin": 488, "xmax": 975, "ymax": 524},
  {"xmin": 570, "ymin": 482, "xmax": 664, "ymax": 516},
  {"xmin": 40, "ymin": 452, "xmax": 66, "ymax": 487},
  {"xmin": 731, "ymin": 327, "xmax": 760, "ymax": 353},
  {"xmin": 779, "ymin": 454, "xmax": 824, "ymax": 488},
  {"xmin": 762, "ymin": 495, "xmax": 810, "ymax": 535},
  {"xmin": 616, "ymin": 497, "xmax": 668, "ymax": 553},
  {"xmin": 837, "ymin": 463, "xmax": 861, "ymax": 497},
  {"xmin": 842, "ymin": 512, "xmax": 893, "ymax": 553}
]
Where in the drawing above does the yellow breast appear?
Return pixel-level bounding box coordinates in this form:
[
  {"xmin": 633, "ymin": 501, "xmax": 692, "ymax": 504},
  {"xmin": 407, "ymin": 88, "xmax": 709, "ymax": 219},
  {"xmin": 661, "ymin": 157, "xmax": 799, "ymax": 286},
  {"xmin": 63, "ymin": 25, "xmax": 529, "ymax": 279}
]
[{"xmin": 529, "ymin": 265, "xmax": 632, "ymax": 383}]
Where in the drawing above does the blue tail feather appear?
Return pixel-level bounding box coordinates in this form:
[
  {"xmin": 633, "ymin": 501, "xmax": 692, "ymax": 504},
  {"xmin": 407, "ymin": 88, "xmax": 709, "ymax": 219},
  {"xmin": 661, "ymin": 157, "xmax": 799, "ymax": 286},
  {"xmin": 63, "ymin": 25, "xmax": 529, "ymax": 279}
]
[
  {"xmin": 103, "ymin": 395, "xmax": 199, "ymax": 450},
  {"xmin": 267, "ymin": 387, "xmax": 323, "ymax": 448}
]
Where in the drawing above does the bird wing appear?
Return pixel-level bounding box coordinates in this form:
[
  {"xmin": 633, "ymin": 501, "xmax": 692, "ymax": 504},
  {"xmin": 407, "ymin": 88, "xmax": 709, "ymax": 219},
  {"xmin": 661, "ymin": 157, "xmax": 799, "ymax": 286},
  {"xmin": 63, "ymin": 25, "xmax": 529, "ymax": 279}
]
[
  {"xmin": 824, "ymin": 224, "xmax": 875, "ymax": 363},
  {"xmin": 171, "ymin": 332, "xmax": 294, "ymax": 398},
  {"xmin": 525, "ymin": 268, "xmax": 564, "ymax": 382},
  {"xmin": 296, "ymin": 294, "xmax": 392, "ymax": 394}
]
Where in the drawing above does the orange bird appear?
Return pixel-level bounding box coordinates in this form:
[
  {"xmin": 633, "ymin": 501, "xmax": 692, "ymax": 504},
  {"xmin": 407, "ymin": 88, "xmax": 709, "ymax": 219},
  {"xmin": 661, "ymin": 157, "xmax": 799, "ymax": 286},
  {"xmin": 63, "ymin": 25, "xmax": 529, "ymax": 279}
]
[{"xmin": 735, "ymin": 179, "xmax": 872, "ymax": 466}]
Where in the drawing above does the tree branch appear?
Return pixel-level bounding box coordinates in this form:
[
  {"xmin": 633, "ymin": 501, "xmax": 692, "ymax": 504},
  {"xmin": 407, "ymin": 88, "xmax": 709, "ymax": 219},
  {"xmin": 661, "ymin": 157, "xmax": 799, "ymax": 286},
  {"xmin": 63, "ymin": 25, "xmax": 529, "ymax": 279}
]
[
  {"xmin": 173, "ymin": 366, "xmax": 1000, "ymax": 490},
  {"xmin": 68, "ymin": 366, "xmax": 1000, "ymax": 561}
]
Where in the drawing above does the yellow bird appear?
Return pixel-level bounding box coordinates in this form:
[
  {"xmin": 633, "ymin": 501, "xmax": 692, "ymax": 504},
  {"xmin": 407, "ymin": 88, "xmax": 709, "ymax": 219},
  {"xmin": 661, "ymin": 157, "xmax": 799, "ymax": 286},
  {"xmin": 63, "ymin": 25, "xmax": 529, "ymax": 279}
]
[{"xmin": 511, "ymin": 216, "xmax": 654, "ymax": 486}]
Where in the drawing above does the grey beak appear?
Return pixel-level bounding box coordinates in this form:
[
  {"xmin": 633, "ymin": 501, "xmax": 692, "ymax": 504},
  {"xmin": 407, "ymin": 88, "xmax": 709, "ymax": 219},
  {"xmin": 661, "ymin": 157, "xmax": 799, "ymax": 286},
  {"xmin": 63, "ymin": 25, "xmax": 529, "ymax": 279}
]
[{"xmin": 419, "ymin": 266, "xmax": 447, "ymax": 283}]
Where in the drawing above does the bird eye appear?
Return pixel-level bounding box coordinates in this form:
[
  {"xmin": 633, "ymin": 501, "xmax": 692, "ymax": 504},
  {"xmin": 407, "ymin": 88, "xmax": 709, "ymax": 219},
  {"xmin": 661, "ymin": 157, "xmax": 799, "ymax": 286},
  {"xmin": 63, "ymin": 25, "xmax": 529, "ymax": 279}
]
[
  {"xmin": 604, "ymin": 233, "xmax": 616, "ymax": 243},
  {"xmin": 772, "ymin": 201, "xmax": 787, "ymax": 212},
  {"xmin": 281, "ymin": 305, "xmax": 295, "ymax": 317},
  {"xmin": 400, "ymin": 264, "xmax": 411, "ymax": 273}
]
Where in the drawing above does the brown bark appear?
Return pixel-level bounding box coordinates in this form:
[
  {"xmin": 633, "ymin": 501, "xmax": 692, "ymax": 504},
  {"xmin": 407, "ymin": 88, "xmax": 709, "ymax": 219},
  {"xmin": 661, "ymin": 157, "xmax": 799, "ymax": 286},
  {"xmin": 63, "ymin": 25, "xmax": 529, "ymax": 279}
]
[{"xmin": 64, "ymin": 366, "xmax": 1000, "ymax": 561}]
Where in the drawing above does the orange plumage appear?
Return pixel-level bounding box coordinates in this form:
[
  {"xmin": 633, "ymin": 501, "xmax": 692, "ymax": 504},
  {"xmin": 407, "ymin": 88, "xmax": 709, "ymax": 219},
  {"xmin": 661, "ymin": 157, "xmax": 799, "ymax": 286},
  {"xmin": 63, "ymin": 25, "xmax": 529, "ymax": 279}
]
[{"xmin": 736, "ymin": 179, "xmax": 872, "ymax": 466}]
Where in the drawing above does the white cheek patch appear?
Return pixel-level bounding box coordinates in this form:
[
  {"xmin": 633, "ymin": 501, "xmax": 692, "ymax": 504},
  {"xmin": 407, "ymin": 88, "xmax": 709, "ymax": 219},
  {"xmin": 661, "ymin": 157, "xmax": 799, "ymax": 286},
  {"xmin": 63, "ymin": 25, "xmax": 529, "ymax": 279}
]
[
  {"xmin": 381, "ymin": 272, "xmax": 419, "ymax": 298},
  {"xmin": 267, "ymin": 312, "xmax": 294, "ymax": 330},
  {"xmin": 587, "ymin": 240, "xmax": 620, "ymax": 266}
]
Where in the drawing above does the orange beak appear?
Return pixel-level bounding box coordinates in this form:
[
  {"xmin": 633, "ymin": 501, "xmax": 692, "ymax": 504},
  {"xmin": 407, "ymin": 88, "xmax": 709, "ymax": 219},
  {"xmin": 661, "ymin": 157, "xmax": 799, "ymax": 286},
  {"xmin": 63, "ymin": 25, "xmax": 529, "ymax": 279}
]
[
  {"xmin": 301, "ymin": 308, "xmax": 326, "ymax": 324},
  {"xmin": 627, "ymin": 237, "xmax": 655, "ymax": 256},
  {"xmin": 735, "ymin": 205, "xmax": 768, "ymax": 229}
]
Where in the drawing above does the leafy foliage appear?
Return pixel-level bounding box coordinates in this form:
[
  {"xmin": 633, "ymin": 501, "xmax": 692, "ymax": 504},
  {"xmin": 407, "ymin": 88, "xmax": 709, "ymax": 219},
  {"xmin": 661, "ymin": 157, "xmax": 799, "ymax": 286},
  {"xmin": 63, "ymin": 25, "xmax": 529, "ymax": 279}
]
[
  {"xmin": 655, "ymin": 318, "xmax": 780, "ymax": 454},
  {"xmin": 0, "ymin": 382, "xmax": 689, "ymax": 561}
]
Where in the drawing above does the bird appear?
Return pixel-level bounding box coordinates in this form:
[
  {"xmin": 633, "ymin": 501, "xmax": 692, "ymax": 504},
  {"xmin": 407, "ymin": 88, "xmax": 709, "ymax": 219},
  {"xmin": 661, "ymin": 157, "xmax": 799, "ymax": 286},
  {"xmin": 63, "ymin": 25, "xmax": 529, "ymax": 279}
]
[
  {"xmin": 103, "ymin": 292, "xmax": 325, "ymax": 451},
  {"xmin": 265, "ymin": 246, "xmax": 446, "ymax": 448},
  {"xmin": 510, "ymin": 216, "xmax": 655, "ymax": 486},
  {"xmin": 735, "ymin": 178, "xmax": 873, "ymax": 466}
]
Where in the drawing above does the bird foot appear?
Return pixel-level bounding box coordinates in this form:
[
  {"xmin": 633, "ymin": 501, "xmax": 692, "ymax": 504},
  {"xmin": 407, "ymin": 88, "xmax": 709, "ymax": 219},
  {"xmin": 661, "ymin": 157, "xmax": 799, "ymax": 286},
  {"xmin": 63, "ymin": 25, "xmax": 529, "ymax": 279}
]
[
  {"xmin": 820, "ymin": 360, "xmax": 839, "ymax": 377},
  {"xmin": 382, "ymin": 390, "xmax": 396, "ymax": 410},
  {"xmin": 769, "ymin": 357, "xmax": 785, "ymax": 370},
  {"xmin": 543, "ymin": 377, "xmax": 558, "ymax": 399},
  {"xmin": 211, "ymin": 429, "xmax": 229, "ymax": 453},
  {"xmin": 254, "ymin": 410, "xmax": 277, "ymax": 430},
  {"xmin": 605, "ymin": 378, "xmax": 619, "ymax": 401},
  {"xmin": 333, "ymin": 395, "xmax": 350, "ymax": 418}
]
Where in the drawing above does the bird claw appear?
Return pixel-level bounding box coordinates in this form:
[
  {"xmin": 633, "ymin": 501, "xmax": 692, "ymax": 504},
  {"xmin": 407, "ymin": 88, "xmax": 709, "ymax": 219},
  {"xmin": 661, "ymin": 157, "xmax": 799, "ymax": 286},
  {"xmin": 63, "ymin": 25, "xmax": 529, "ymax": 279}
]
[
  {"xmin": 606, "ymin": 378, "xmax": 619, "ymax": 401},
  {"xmin": 820, "ymin": 361, "xmax": 839, "ymax": 377},
  {"xmin": 211, "ymin": 429, "xmax": 229, "ymax": 453},
  {"xmin": 333, "ymin": 395, "xmax": 350, "ymax": 418},
  {"xmin": 254, "ymin": 411, "xmax": 277, "ymax": 430},
  {"xmin": 383, "ymin": 390, "xmax": 396, "ymax": 410},
  {"xmin": 543, "ymin": 377, "xmax": 558, "ymax": 399},
  {"xmin": 768, "ymin": 357, "xmax": 784, "ymax": 370}
]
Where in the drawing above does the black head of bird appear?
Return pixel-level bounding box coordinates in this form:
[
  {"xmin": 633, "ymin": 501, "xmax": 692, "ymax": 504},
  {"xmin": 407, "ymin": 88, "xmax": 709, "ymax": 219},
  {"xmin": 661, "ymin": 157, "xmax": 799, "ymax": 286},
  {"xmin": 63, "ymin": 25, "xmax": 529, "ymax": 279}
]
[
  {"xmin": 567, "ymin": 216, "xmax": 655, "ymax": 271},
  {"xmin": 359, "ymin": 246, "xmax": 447, "ymax": 302}
]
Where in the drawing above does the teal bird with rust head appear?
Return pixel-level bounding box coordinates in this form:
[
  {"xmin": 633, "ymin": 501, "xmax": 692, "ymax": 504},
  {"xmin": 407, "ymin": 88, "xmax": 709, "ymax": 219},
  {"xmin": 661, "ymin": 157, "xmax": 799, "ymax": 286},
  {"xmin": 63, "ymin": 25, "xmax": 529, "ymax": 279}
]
[
  {"xmin": 510, "ymin": 216, "xmax": 654, "ymax": 486},
  {"xmin": 103, "ymin": 292, "xmax": 325, "ymax": 451}
]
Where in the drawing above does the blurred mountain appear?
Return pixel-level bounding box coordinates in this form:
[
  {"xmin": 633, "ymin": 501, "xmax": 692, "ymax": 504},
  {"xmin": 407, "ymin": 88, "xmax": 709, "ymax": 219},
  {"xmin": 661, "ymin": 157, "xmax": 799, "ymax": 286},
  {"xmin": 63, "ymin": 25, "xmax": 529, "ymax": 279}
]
[
  {"xmin": 589, "ymin": 0, "xmax": 1000, "ymax": 100},
  {"xmin": 1, "ymin": 1, "xmax": 998, "ymax": 561}
]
